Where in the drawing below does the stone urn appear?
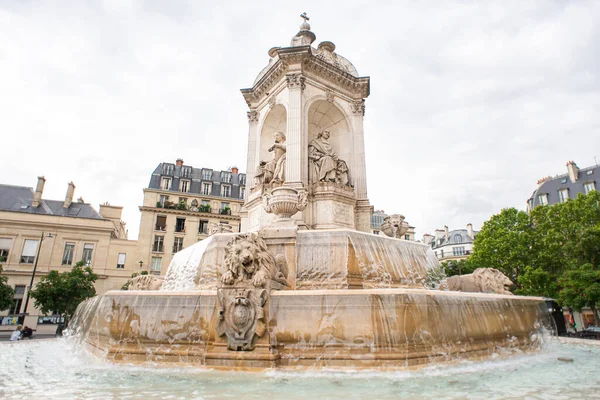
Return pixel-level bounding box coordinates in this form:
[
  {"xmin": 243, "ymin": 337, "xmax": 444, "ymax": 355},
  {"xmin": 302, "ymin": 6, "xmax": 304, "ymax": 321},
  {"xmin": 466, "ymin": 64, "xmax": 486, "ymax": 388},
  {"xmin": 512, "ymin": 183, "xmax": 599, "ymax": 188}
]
[{"xmin": 262, "ymin": 186, "xmax": 308, "ymax": 221}]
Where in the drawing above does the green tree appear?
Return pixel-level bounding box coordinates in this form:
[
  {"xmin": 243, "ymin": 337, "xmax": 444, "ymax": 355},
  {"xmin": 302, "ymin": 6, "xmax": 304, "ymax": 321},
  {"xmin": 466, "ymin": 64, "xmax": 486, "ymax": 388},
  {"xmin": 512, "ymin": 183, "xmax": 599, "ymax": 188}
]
[
  {"xmin": 29, "ymin": 261, "xmax": 98, "ymax": 325},
  {"xmin": 559, "ymin": 263, "xmax": 600, "ymax": 326},
  {"xmin": 440, "ymin": 259, "xmax": 477, "ymax": 278},
  {"xmin": 0, "ymin": 265, "xmax": 15, "ymax": 311},
  {"xmin": 121, "ymin": 270, "xmax": 148, "ymax": 290},
  {"xmin": 469, "ymin": 207, "xmax": 534, "ymax": 289},
  {"xmin": 517, "ymin": 266, "xmax": 559, "ymax": 298}
]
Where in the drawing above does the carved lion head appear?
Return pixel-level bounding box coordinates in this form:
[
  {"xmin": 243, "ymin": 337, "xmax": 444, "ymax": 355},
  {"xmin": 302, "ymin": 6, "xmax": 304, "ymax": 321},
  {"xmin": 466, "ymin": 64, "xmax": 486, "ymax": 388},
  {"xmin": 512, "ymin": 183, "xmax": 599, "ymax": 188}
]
[{"xmin": 223, "ymin": 234, "xmax": 278, "ymax": 286}]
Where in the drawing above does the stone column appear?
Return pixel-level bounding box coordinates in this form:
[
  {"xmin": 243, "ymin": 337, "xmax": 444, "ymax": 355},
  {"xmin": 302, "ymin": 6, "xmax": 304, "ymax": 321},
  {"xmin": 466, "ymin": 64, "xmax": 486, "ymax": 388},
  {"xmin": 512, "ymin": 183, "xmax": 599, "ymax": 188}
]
[
  {"xmin": 245, "ymin": 110, "xmax": 259, "ymax": 193},
  {"xmin": 284, "ymin": 73, "xmax": 305, "ymax": 186},
  {"xmin": 350, "ymin": 99, "xmax": 372, "ymax": 232}
]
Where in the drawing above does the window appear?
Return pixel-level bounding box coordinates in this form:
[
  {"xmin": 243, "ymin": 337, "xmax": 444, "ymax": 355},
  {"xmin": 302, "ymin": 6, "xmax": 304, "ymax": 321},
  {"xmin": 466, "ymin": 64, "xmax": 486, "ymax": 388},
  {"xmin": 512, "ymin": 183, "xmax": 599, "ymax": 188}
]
[
  {"xmin": 587, "ymin": 170, "xmax": 594, "ymax": 176},
  {"xmin": 240, "ymin": 187, "xmax": 246, "ymax": 199},
  {"xmin": 173, "ymin": 237, "xmax": 184, "ymax": 253},
  {"xmin": 538, "ymin": 194, "xmax": 548, "ymax": 206},
  {"xmin": 180, "ymin": 179, "xmax": 190, "ymax": 193},
  {"xmin": 117, "ymin": 253, "xmax": 126, "ymax": 269},
  {"xmin": 199, "ymin": 220, "xmax": 209, "ymax": 234},
  {"xmin": 239, "ymin": 175, "xmax": 246, "ymax": 186},
  {"xmin": 181, "ymin": 167, "xmax": 191, "ymax": 178},
  {"xmin": 162, "ymin": 164, "xmax": 173, "ymax": 175},
  {"xmin": 175, "ymin": 218, "xmax": 186, "ymax": 233},
  {"xmin": 584, "ymin": 182, "xmax": 596, "ymax": 194},
  {"xmin": 220, "ymin": 202, "xmax": 231, "ymax": 215},
  {"xmin": 202, "ymin": 170, "xmax": 212, "ymax": 180},
  {"xmin": 221, "ymin": 185, "xmax": 231, "ymax": 197},
  {"xmin": 373, "ymin": 230, "xmax": 379, "ymax": 235},
  {"xmin": 150, "ymin": 257, "xmax": 162, "ymax": 275},
  {"xmin": 405, "ymin": 234, "xmax": 410, "ymax": 240},
  {"xmin": 20, "ymin": 239, "xmax": 39, "ymax": 264},
  {"xmin": 560, "ymin": 178, "xmax": 567, "ymax": 184},
  {"xmin": 155, "ymin": 215, "xmax": 167, "ymax": 231},
  {"xmin": 82, "ymin": 243, "xmax": 94, "ymax": 266},
  {"xmin": 558, "ymin": 189, "xmax": 569, "ymax": 203},
  {"xmin": 152, "ymin": 236, "xmax": 164, "ymax": 252},
  {"xmin": 11, "ymin": 285, "xmax": 25, "ymax": 314},
  {"xmin": 453, "ymin": 234, "xmax": 463, "ymax": 243},
  {"xmin": 62, "ymin": 242, "xmax": 75, "ymax": 265},
  {"xmin": 159, "ymin": 195, "xmax": 168, "ymax": 206},
  {"xmin": 440, "ymin": 249, "xmax": 444, "ymax": 258},
  {"xmin": 453, "ymin": 247, "xmax": 466, "ymax": 256},
  {"xmin": 202, "ymin": 183, "xmax": 212, "ymax": 195},
  {"xmin": 221, "ymin": 172, "xmax": 232, "ymax": 183},
  {"xmin": 0, "ymin": 238, "xmax": 12, "ymax": 263},
  {"xmin": 161, "ymin": 177, "xmax": 172, "ymax": 190}
]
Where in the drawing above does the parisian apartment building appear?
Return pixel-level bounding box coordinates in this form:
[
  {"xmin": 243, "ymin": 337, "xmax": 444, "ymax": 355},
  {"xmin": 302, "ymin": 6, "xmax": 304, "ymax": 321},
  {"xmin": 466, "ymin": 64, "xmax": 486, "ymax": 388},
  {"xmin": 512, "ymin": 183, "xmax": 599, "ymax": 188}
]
[
  {"xmin": 0, "ymin": 177, "xmax": 139, "ymax": 331},
  {"xmin": 137, "ymin": 159, "xmax": 246, "ymax": 275},
  {"xmin": 423, "ymin": 224, "xmax": 478, "ymax": 262}
]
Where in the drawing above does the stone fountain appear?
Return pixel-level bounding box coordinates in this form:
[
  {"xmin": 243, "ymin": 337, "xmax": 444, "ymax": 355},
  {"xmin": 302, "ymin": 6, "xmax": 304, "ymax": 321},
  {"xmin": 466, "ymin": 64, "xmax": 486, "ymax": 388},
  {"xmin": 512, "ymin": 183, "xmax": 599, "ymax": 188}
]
[{"xmin": 69, "ymin": 16, "xmax": 552, "ymax": 369}]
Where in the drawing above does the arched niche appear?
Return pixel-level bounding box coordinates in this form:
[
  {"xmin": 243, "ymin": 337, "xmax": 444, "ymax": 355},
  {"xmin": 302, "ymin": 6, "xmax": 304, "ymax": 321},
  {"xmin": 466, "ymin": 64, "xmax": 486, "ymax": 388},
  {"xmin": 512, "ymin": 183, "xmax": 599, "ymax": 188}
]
[
  {"xmin": 307, "ymin": 100, "xmax": 352, "ymax": 183},
  {"xmin": 259, "ymin": 104, "xmax": 287, "ymax": 159}
]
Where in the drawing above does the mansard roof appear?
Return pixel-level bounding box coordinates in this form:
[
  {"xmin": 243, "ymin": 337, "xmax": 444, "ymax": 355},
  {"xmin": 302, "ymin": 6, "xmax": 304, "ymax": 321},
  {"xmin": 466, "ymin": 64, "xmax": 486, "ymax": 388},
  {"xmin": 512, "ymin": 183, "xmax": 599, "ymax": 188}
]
[
  {"xmin": 528, "ymin": 164, "xmax": 598, "ymax": 208},
  {"xmin": 0, "ymin": 184, "xmax": 103, "ymax": 219}
]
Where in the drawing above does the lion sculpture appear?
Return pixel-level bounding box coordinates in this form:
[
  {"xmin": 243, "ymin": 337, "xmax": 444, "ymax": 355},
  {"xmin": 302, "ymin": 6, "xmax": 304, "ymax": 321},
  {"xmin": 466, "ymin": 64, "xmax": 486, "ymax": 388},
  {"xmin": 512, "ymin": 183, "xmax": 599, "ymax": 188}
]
[
  {"xmin": 445, "ymin": 268, "xmax": 513, "ymax": 295},
  {"xmin": 380, "ymin": 214, "xmax": 410, "ymax": 239},
  {"xmin": 221, "ymin": 233, "xmax": 288, "ymax": 288},
  {"xmin": 128, "ymin": 275, "xmax": 164, "ymax": 291}
]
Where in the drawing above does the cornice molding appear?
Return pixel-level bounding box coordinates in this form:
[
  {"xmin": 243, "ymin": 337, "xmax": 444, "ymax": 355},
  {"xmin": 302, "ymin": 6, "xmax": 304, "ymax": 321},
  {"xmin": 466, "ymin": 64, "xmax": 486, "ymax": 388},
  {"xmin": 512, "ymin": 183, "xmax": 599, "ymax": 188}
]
[{"xmin": 138, "ymin": 206, "xmax": 241, "ymax": 221}]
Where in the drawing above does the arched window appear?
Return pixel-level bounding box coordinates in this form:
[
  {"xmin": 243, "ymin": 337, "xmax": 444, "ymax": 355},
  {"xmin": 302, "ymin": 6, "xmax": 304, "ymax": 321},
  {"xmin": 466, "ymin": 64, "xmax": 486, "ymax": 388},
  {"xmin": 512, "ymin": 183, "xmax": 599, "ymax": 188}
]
[{"xmin": 453, "ymin": 234, "xmax": 463, "ymax": 243}]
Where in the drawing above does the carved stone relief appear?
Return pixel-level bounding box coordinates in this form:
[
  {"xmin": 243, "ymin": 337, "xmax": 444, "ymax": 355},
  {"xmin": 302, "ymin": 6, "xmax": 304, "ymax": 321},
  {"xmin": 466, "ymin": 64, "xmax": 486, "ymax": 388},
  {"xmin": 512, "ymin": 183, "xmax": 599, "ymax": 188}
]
[
  {"xmin": 380, "ymin": 214, "xmax": 410, "ymax": 239},
  {"xmin": 351, "ymin": 99, "xmax": 365, "ymax": 116},
  {"xmin": 247, "ymin": 110, "xmax": 259, "ymax": 123},
  {"xmin": 217, "ymin": 234, "xmax": 288, "ymax": 351},
  {"xmin": 209, "ymin": 222, "xmax": 233, "ymax": 235},
  {"xmin": 286, "ymin": 73, "xmax": 306, "ymax": 90}
]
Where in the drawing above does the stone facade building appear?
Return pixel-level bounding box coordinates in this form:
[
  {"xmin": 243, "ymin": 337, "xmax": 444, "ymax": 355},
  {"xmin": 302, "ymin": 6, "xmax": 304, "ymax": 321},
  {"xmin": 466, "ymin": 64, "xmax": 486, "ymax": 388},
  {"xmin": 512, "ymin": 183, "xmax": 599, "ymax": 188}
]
[
  {"xmin": 527, "ymin": 160, "xmax": 598, "ymax": 211},
  {"xmin": 423, "ymin": 224, "xmax": 478, "ymax": 262},
  {"xmin": 0, "ymin": 177, "xmax": 138, "ymax": 331},
  {"xmin": 137, "ymin": 159, "xmax": 245, "ymax": 275}
]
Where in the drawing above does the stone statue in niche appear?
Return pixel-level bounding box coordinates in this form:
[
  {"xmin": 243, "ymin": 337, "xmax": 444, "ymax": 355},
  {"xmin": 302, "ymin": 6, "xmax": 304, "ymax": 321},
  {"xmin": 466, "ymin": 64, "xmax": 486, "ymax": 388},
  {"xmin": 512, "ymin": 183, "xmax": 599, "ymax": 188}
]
[
  {"xmin": 308, "ymin": 129, "xmax": 350, "ymax": 186},
  {"xmin": 217, "ymin": 233, "xmax": 288, "ymax": 351},
  {"xmin": 254, "ymin": 131, "xmax": 286, "ymax": 186}
]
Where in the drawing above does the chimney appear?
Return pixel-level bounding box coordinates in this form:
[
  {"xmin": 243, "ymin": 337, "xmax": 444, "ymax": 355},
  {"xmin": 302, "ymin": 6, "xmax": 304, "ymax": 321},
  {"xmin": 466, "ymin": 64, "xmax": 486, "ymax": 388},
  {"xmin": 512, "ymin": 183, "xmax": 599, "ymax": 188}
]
[
  {"xmin": 422, "ymin": 233, "xmax": 433, "ymax": 245},
  {"xmin": 176, "ymin": 158, "xmax": 184, "ymax": 166},
  {"xmin": 63, "ymin": 182, "xmax": 76, "ymax": 208},
  {"xmin": 537, "ymin": 176, "xmax": 552, "ymax": 187},
  {"xmin": 231, "ymin": 166, "xmax": 239, "ymax": 174},
  {"xmin": 434, "ymin": 229, "xmax": 445, "ymax": 240},
  {"xmin": 32, "ymin": 176, "xmax": 46, "ymax": 208},
  {"xmin": 444, "ymin": 225, "xmax": 449, "ymax": 240},
  {"xmin": 566, "ymin": 160, "xmax": 579, "ymax": 182},
  {"xmin": 467, "ymin": 223, "xmax": 474, "ymax": 240}
]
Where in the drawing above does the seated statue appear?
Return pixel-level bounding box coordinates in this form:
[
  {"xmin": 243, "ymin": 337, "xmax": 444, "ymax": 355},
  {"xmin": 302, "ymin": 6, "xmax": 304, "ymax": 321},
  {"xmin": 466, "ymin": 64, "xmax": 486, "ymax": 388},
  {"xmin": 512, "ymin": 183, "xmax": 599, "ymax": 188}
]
[
  {"xmin": 254, "ymin": 131, "xmax": 286, "ymax": 186},
  {"xmin": 308, "ymin": 129, "xmax": 349, "ymax": 186}
]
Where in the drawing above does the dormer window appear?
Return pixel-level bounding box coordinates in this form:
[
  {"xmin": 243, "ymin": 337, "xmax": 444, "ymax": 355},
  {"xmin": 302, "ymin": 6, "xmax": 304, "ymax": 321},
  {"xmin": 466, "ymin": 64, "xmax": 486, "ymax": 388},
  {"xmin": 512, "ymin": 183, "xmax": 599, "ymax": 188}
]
[
  {"xmin": 161, "ymin": 177, "xmax": 172, "ymax": 190},
  {"xmin": 587, "ymin": 170, "xmax": 594, "ymax": 176},
  {"xmin": 202, "ymin": 183, "xmax": 212, "ymax": 195},
  {"xmin": 453, "ymin": 234, "xmax": 462, "ymax": 243},
  {"xmin": 584, "ymin": 181, "xmax": 596, "ymax": 194},
  {"xmin": 180, "ymin": 179, "xmax": 190, "ymax": 193},
  {"xmin": 162, "ymin": 164, "xmax": 174, "ymax": 175},
  {"xmin": 558, "ymin": 189, "xmax": 569, "ymax": 203},
  {"xmin": 221, "ymin": 184, "xmax": 231, "ymax": 197},
  {"xmin": 560, "ymin": 178, "xmax": 567, "ymax": 184},
  {"xmin": 538, "ymin": 193, "xmax": 548, "ymax": 206},
  {"xmin": 202, "ymin": 170, "xmax": 212, "ymax": 180},
  {"xmin": 239, "ymin": 174, "xmax": 246, "ymax": 186},
  {"xmin": 181, "ymin": 167, "xmax": 191, "ymax": 178},
  {"xmin": 240, "ymin": 187, "xmax": 246, "ymax": 199},
  {"xmin": 221, "ymin": 172, "xmax": 232, "ymax": 183}
]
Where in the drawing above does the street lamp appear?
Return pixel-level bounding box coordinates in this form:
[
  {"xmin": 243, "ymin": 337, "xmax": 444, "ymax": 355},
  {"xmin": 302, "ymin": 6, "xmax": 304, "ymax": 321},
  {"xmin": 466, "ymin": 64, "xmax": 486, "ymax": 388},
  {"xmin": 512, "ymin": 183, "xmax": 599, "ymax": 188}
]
[
  {"xmin": 20, "ymin": 232, "xmax": 54, "ymax": 324},
  {"xmin": 138, "ymin": 260, "xmax": 144, "ymax": 269}
]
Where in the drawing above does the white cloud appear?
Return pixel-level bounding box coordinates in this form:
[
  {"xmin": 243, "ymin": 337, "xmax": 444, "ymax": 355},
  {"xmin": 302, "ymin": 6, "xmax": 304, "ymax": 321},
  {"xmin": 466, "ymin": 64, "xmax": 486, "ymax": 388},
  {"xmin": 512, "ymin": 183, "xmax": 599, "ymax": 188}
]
[{"xmin": 1, "ymin": 1, "xmax": 599, "ymax": 239}]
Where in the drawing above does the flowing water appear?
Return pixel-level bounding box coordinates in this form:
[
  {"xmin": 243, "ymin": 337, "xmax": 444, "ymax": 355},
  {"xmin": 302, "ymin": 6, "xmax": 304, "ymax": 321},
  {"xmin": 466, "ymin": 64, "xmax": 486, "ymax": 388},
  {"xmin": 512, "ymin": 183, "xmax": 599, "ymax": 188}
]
[{"xmin": 0, "ymin": 338, "xmax": 598, "ymax": 399}]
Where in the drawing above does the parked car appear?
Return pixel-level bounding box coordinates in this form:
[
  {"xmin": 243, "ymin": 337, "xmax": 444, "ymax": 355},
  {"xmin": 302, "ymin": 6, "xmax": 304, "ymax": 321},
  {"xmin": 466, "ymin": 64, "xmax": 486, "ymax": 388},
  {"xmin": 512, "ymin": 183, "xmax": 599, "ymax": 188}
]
[{"xmin": 574, "ymin": 326, "xmax": 600, "ymax": 340}]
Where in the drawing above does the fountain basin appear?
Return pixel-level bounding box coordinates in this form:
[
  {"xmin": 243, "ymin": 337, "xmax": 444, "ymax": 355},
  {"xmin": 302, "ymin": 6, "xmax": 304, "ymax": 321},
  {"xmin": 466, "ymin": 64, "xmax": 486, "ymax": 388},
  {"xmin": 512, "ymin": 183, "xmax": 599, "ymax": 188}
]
[{"xmin": 72, "ymin": 288, "xmax": 550, "ymax": 369}]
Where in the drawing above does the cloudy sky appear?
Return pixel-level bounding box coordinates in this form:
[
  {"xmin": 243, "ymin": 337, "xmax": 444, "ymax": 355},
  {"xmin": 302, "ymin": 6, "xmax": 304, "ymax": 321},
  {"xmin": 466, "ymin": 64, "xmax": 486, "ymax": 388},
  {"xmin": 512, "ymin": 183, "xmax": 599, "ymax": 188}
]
[{"xmin": 1, "ymin": 1, "xmax": 599, "ymax": 239}]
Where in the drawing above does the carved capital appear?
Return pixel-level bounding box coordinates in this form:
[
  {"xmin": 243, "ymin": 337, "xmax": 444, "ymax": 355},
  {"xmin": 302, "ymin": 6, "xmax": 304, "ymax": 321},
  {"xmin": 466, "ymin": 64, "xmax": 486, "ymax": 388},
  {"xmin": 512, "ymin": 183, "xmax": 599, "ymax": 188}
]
[
  {"xmin": 351, "ymin": 99, "xmax": 365, "ymax": 116},
  {"xmin": 286, "ymin": 73, "xmax": 306, "ymax": 90},
  {"xmin": 247, "ymin": 111, "xmax": 259, "ymax": 123}
]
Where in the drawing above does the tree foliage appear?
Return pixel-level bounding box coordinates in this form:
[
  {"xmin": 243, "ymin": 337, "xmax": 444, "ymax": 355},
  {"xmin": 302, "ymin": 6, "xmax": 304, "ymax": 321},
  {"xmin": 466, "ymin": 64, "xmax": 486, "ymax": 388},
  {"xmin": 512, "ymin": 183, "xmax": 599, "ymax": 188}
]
[
  {"xmin": 0, "ymin": 265, "xmax": 14, "ymax": 312},
  {"xmin": 470, "ymin": 191, "xmax": 600, "ymax": 317},
  {"xmin": 440, "ymin": 259, "xmax": 477, "ymax": 278},
  {"xmin": 469, "ymin": 207, "xmax": 534, "ymax": 288},
  {"xmin": 29, "ymin": 261, "xmax": 98, "ymax": 323}
]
